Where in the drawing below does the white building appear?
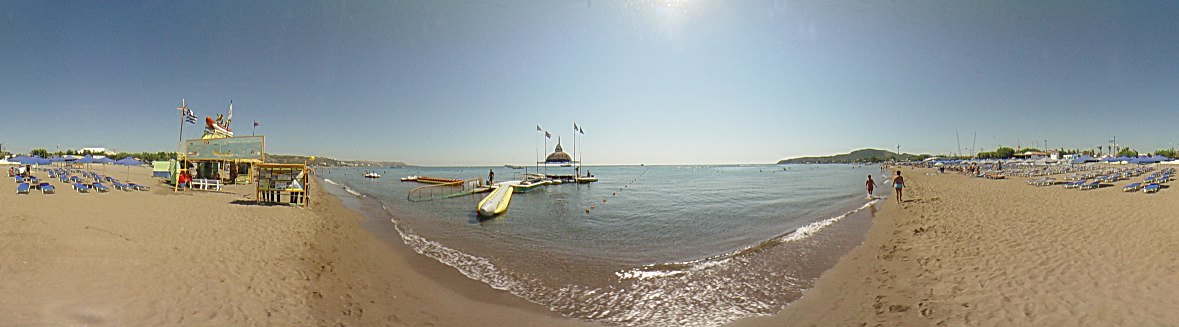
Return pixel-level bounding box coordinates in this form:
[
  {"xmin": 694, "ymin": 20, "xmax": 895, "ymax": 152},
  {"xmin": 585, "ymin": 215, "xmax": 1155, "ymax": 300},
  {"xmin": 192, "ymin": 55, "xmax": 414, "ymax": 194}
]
[{"xmin": 80, "ymin": 147, "xmax": 115, "ymax": 155}]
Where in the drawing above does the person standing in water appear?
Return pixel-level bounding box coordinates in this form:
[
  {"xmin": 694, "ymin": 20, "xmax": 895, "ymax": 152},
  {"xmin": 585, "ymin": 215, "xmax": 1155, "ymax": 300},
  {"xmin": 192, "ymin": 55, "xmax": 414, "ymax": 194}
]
[
  {"xmin": 488, "ymin": 168, "xmax": 495, "ymax": 184},
  {"xmin": 893, "ymin": 170, "xmax": 905, "ymax": 203},
  {"xmin": 865, "ymin": 174, "xmax": 877, "ymax": 199}
]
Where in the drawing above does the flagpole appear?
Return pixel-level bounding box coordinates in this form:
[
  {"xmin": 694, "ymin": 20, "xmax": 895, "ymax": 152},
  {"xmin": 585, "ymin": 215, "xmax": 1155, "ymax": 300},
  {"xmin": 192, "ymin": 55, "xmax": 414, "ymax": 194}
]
[
  {"xmin": 544, "ymin": 132, "xmax": 548, "ymax": 175},
  {"xmin": 174, "ymin": 99, "xmax": 185, "ymax": 192}
]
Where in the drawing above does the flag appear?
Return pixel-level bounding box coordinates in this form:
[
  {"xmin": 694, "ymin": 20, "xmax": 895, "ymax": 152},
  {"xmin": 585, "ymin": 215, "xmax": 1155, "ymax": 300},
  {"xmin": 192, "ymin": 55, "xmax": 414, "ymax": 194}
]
[
  {"xmin": 184, "ymin": 109, "xmax": 198, "ymax": 124},
  {"xmin": 254, "ymin": 121, "xmax": 260, "ymax": 127},
  {"xmin": 579, "ymin": 126, "xmax": 584, "ymax": 134},
  {"xmin": 536, "ymin": 125, "xmax": 542, "ymax": 132},
  {"xmin": 226, "ymin": 101, "xmax": 233, "ymax": 127},
  {"xmin": 545, "ymin": 131, "xmax": 551, "ymax": 139},
  {"xmin": 574, "ymin": 123, "xmax": 578, "ymax": 132}
]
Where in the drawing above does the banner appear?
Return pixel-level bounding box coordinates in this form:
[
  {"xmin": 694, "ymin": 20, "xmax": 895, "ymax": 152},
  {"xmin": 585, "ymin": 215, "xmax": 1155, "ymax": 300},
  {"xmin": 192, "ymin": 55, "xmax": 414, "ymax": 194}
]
[{"xmin": 185, "ymin": 136, "xmax": 265, "ymax": 161}]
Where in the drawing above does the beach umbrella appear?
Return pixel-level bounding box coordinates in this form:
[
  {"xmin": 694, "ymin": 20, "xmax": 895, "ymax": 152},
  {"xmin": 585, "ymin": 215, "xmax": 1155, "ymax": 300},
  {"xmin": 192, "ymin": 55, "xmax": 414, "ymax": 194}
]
[
  {"xmin": 115, "ymin": 158, "xmax": 143, "ymax": 180},
  {"xmin": 35, "ymin": 158, "xmax": 52, "ymax": 165}
]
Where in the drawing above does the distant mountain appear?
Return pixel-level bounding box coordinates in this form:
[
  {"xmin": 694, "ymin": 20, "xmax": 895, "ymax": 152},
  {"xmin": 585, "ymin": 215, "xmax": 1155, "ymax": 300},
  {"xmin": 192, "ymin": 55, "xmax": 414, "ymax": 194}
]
[
  {"xmin": 777, "ymin": 148, "xmax": 923, "ymax": 164},
  {"xmin": 266, "ymin": 154, "xmax": 409, "ymax": 168}
]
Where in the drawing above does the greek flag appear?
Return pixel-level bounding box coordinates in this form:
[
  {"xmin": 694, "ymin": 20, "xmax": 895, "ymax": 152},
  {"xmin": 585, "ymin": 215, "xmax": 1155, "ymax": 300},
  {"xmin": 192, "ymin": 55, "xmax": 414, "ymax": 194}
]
[{"xmin": 184, "ymin": 109, "xmax": 198, "ymax": 124}]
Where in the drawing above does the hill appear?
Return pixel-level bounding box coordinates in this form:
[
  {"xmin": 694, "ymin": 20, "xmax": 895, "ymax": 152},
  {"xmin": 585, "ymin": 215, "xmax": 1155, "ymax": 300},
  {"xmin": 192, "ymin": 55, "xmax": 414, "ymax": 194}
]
[
  {"xmin": 777, "ymin": 148, "xmax": 924, "ymax": 164},
  {"xmin": 266, "ymin": 154, "xmax": 409, "ymax": 168}
]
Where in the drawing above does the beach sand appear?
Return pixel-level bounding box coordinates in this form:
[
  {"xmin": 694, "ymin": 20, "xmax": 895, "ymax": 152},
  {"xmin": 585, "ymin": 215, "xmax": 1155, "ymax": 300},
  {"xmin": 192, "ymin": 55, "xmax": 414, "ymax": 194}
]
[
  {"xmin": 733, "ymin": 166, "xmax": 1179, "ymax": 326},
  {"xmin": 0, "ymin": 165, "xmax": 593, "ymax": 326}
]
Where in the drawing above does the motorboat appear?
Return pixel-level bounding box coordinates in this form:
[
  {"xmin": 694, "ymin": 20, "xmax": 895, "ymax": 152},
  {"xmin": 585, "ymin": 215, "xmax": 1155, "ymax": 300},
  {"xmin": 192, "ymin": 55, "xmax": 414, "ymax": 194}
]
[
  {"xmin": 363, "ymin": 172, "xmax": 381, "ymax": 179},
  {"xmin": 400, "ymin": 175, "xmax": 419, "ymax": 182}
]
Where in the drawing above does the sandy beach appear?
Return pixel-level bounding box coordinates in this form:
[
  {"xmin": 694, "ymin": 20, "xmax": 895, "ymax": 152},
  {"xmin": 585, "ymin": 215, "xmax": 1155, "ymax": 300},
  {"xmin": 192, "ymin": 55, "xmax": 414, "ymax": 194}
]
[
  {"xmin": 0, "ymin": 165, "xmax": 594, "ymax": 326},
  {"xmin": 734, "ymin": 166, "xmax": 1179, "ymax": 326}
]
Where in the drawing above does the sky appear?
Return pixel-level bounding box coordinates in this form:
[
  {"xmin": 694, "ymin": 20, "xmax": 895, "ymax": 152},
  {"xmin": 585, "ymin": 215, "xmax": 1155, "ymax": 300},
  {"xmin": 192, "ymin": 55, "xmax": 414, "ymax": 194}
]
[{"xmin": 2, "ymin": 1, "xmax": 1178, "ymax": 165}]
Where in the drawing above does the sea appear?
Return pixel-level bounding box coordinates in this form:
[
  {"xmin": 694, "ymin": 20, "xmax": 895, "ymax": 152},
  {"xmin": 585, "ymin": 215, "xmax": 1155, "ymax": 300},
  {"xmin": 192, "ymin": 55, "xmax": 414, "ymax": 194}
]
[{"xmin": 318, "ymin": 164, "xmax": 888, "ymax": 327}]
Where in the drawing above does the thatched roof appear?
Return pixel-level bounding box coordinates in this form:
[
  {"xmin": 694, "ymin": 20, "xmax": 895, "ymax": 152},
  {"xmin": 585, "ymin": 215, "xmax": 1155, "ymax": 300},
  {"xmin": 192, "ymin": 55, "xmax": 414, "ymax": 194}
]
[{"xmin": 545, "ymin": 139, "xmax": 572, "ymax": 163}]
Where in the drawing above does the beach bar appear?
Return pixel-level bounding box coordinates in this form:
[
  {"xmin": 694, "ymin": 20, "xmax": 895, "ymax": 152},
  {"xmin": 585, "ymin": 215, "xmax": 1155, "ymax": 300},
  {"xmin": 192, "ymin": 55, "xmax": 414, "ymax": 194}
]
[
  {"xmin": 181, "ymin": 136, "xmax": 266, "ymax": 189},
  {"xmin": 256, "ymin": 163, "xmax": 311, "ymax": 207}
]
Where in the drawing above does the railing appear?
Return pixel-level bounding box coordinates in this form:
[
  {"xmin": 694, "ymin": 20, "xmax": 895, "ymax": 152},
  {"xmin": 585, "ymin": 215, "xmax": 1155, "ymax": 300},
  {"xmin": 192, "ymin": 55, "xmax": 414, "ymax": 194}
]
[{"xmin": 407, "ymin": 178, "xmax": 484, "ymax": 202}]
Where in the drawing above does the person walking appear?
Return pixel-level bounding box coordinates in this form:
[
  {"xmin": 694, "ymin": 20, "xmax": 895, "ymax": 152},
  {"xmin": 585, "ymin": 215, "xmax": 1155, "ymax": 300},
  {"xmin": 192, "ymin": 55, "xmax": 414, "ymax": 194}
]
[
  {"xmin": 893, "ymin": 170, "xmax": 905, "ymax": 203},
  {"xmin": 865, "ymin": 174, "xmax": 877, "ymax": 199}
]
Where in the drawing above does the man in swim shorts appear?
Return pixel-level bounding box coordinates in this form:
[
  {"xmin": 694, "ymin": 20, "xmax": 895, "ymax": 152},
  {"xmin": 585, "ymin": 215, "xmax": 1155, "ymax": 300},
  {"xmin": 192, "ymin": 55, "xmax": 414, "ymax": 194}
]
[
  {"xmin": 893, "ymin": 170, "xmax": 904, "ymax": 203},
  {"xmin": 865, "ymin": 174, "xmax": 876, "ymax": 198}
]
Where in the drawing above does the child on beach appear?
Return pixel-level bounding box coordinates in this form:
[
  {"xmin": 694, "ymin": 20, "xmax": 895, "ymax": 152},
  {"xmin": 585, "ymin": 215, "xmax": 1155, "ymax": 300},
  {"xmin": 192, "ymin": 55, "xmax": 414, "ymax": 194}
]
[
  {"xmin": 865, "ymin": 175, "xmax": 876, "ymax": 199},
  {"xmin": 893, "ymin": 171, "xmax": 904, "ymax": 203}
]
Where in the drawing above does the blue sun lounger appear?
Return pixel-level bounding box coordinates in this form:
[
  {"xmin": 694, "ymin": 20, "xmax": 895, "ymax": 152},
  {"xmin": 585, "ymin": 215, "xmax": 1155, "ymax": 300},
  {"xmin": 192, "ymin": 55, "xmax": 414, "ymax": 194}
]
[
  {"xmin": 17, "ymin": 182, "xmax": 30, "ymax": 194},
  {"xmin": 112, "ymin": 181, "xmax": 131, "ymax": 191},
  {"xmin": 73, "ymin": 182, "xmax": 90, "ymax": 193},
  {"xmin": 40, "ymin": 182, "xmax": 55, "ymax": 194},
  {"xmin": 1123, "ymin": 182, "xmax": 1142, "ymax": 192},
  {"xmin": 127, "ymin": 182, "xmax": 149, "ymax": 191},
  {"xmin": 1144, "ymin": 183, "xmax": 1162, "ymax": 193},
  {"xmin": 1079, "ymin": 181, "xmax": 1100, "ymax": 190},
  {"xmin": 92, "ymin": 182, "xmax": 110, "ymax": 193}
]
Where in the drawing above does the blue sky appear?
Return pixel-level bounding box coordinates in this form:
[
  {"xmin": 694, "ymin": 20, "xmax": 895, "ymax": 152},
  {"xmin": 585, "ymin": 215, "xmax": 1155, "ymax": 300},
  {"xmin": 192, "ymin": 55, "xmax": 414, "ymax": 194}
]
[{"xmin": 2, "ymin": 1, "xmax": 1178, "ymax": 165}]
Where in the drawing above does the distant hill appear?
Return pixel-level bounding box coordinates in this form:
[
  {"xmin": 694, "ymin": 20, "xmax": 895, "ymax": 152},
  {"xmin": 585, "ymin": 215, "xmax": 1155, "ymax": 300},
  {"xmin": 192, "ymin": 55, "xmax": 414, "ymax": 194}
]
[
  {"xmin": 777, "ymin": 148, "xmax": 923, "ymax": 164},
  {"xmin": 266, "ymin": 154, "xmax": 409, "ymax": 168}
]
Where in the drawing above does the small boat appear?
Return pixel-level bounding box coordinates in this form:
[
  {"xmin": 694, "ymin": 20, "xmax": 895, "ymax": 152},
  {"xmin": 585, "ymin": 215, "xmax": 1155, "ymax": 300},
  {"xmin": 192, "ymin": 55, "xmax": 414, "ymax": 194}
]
[
  {"xmin": 477, "ymin": 182, "xmax": 517, "ymax": 217},
  {"xmin": 415, "ymin": 176, "xmax": 463, "ymax": 184},
  {"xmin": 400, "ymin": 175, "xmax": 419, "ymax": 182},
  {"xmin": 575, "ymin": 177, "xmax": 598, "ymax": 183},
  {"xmin": 504, "ymin": 165, "xmax": 524, "ymax": 169},
  {"xmin": 364, "ymin": 172, "xmax": 381, "ymax": 179},
  {"xmin": 204, "ymin": 117, "xmax": 233, "ymax": 137}
]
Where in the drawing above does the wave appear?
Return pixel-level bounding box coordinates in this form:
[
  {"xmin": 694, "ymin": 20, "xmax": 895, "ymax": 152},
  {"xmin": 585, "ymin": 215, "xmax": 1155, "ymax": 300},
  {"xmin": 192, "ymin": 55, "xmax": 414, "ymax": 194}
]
[{"xmin": 617, "ymin": 197, "xmax": 882, "ymax": 281}]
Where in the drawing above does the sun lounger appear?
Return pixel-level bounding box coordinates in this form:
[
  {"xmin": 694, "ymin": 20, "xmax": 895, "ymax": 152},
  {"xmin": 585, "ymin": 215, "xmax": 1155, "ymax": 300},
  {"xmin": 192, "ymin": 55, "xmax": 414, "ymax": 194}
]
[
  {"xmin": 92, "ymin": 182, "xmax": 110, "ymax": 193},
  {"xmin": 112, "ymin": 181, "xmax": 132, "ymax": 191},
  {"xmin": 127, "ymin": 183, "xmax": 149, "ymax": 191},
  {"xmin": 17, "ymin": 182, "xmax": 30, "ymax": 194},
  {"xmin": 73, "ymin": 182, "xmax": 90, "ymax": 193},
  {"xmin": 40, "ymin": 183, "xmax": 55, "ymax": 194},
  {"xmin": 1079, "ymin": 181, "xmax": 1100, "ymax": 190},
  {"xmin": 1063, "ymin": 180, "xmax": 1086, "ymax": 189},
  {"xmin": 1123, "ymin": 182, "xmax": 1142, "ymax": 192},
  {"xmin": 1144, "ymin": 183, "xmax": 1162, "ymax": 193}
]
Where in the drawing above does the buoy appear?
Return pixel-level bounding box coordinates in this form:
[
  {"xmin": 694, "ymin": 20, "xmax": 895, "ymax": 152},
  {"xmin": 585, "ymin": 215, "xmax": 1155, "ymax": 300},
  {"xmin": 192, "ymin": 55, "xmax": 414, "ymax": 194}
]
[
  {"xmin": 586, "ymin": 208, "xmax": 590, "ymax": 213},
  {"xmin": 603, "ymin": 198, "xmax": 607, "ymax": 203}
]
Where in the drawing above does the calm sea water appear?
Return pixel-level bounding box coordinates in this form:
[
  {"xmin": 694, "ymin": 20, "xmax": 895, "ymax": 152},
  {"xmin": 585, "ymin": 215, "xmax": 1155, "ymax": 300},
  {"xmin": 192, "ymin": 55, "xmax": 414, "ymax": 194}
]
[{"xmin": 320, "ymin": 164, "xmax": 886, "ymax": 326}]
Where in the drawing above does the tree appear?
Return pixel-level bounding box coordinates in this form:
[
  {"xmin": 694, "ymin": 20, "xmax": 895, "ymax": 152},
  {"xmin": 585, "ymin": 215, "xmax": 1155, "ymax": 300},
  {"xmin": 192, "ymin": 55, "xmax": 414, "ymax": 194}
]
[
  {"xmin": 1155, "ymin": 149, "xmax": 1176, "ymax": 158},
  {"xmin": 1116, "ymin": 148, "xmax": 1138, "ymax": 157},
  {"xmin": 994, "ymin": 147, "xmax": 1016, "ymax": 159},
  {"xmin": 30, "ymin": 148, "xmax": 50, "ymax": 157}
]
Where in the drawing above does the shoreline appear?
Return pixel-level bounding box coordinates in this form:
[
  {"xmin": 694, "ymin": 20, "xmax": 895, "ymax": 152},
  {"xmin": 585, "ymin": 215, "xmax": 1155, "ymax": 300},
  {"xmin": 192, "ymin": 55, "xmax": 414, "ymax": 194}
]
[
  {"xmin": 311, "ymin": 175, "xmax": 598, "ymax": 323},
  {"xmin": 320, "ymin": 168, "xmax": 886, "ymax": 326},
  {"xmin": 305, "ymin": 176, "xmax": 599, "ymax": 326},
  {"xmin": 732, "ymin": 166, "xmax": 1179, "ymax": 326}
]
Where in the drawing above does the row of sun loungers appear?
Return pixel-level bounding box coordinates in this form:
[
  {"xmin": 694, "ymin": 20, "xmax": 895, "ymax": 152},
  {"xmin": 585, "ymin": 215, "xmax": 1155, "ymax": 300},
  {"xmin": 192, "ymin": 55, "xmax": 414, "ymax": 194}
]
[{"xmin": 16, "ymin": 168, "xmax": 150, "ymax": 195}]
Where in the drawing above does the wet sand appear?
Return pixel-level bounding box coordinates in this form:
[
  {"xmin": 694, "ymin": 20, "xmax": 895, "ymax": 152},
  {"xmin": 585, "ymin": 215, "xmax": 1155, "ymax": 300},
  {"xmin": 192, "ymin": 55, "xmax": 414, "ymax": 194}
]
[{"xmin": 732, "ymin": 166, "xmax": 1179, "ymax": 326}]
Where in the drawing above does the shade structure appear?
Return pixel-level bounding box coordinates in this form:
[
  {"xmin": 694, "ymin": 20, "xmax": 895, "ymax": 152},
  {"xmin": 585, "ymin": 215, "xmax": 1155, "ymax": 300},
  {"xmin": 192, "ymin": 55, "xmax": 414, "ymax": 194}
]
[
  {"xmin": 116, "ymin": 157, "xmax": 142, "ymax": 180},
  {"xmin": 34, "ymin": 158, "xmax": 52, "ymax": 165},
  {"xmin": 115, "ymin": 158, "xmax": 143, "ymax": 166},
  {"xmin": 96, "ymin": 157, "xmax": 115, "ymax": 164},
  {"xmin": 78, "ymin": 155, "xmax": 96, "ymax": 164}
]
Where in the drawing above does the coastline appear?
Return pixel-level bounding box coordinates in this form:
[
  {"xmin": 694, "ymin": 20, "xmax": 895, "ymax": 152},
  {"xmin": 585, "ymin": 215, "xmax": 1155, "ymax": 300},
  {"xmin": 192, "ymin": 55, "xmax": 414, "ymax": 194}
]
[
  {"xmin": 732, "ymin": 166, "xmax": 1179, "ymax": 326},
  {"xmin": 309, "ymin": 175, "xmax": 599, "ymax": 326}
]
